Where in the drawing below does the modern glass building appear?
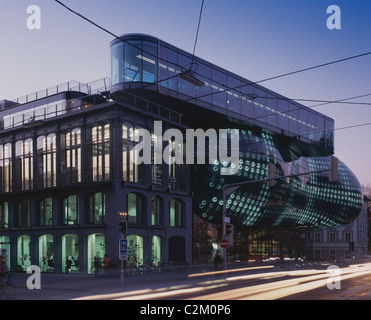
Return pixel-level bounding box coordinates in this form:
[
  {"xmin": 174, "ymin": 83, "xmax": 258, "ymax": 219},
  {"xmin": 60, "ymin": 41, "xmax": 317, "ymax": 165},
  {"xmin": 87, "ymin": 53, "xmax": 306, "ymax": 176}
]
[
  {"xmin": 0, "ymin": 34, "xmax": 363, "ymax": 273},
  {"xmin": 110, "ymin": 34, "xmax": 363, "ymax": 229}
]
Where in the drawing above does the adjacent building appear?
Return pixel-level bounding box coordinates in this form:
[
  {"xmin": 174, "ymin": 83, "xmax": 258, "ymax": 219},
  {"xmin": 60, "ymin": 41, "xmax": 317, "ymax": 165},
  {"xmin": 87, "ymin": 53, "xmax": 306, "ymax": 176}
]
[{"xmin": 305, "ymin": 196, "xmax": 369, "ymax": 260}]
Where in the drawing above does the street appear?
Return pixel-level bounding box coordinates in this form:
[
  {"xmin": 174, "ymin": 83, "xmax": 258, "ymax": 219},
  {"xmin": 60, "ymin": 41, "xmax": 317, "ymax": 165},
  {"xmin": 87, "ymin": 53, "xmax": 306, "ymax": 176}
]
[{"xmin": 4, "ymin": 260, "xmax": 371, "ymax": 301}]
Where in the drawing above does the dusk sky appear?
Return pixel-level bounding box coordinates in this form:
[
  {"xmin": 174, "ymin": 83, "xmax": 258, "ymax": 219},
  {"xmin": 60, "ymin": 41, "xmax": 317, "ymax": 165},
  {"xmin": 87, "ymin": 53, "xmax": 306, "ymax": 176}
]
[{"xmin": 1, "ymin": 0, "xmax": 370, "ymax": 186}]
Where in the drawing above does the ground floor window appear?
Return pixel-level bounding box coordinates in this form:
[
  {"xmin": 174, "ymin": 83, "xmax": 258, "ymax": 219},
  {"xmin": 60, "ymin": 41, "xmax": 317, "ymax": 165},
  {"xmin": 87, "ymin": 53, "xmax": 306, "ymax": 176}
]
[
  {"xmin": 169, "ymin": 236, "xmax": 185, "ymax": 264},
  {"xmin": 127, "ymin": 235, "xmax": 143, "ymax": 267},
  {"xmin": 0, "ymin": 236, "xmax": 10, "ymax": 268},
  {"xmin": 17, "ymin": 235, "xmax": 31, "ymax": 272},
  {"xmin": 152, "ymin": 236, "xmax": 161, "ymax": 265},
  {"xmin": 87, "ymin": 233, "xmax": 105, "ymax": 274},
  {"xmin": 39, "ymin": 234, "xmax": 54, "ymax": 272},
  {"xmin": 61, "ymin": 234, "xmax": 79, "ymax": 273}
]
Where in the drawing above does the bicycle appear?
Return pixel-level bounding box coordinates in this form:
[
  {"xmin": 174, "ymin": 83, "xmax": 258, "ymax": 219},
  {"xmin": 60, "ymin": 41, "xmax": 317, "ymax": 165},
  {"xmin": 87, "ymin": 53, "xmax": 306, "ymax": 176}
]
[{"xmin": 0, "ymin": 274, "xmax": 15, "ymax": 299}]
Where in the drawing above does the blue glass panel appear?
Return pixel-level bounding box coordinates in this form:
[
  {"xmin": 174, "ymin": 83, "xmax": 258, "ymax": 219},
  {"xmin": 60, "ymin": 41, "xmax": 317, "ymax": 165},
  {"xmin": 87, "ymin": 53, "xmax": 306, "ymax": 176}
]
[{"xmin": 124, "ymin": 40, "xmax": 142, "ymax": 82}]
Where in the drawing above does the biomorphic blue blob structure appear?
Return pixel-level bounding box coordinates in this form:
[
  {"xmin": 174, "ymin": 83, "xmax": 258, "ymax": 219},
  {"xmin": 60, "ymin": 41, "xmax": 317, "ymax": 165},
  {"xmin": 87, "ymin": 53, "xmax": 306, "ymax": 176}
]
[{"xmin": 193, "ymin": 129, "xmax": 363, "ymax": 228}]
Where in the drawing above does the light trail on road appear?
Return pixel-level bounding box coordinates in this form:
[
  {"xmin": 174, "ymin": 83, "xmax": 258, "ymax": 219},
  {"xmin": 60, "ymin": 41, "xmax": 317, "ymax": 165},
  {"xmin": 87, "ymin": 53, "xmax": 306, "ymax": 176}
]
[{"xmin": 74, "ymin": 263, "xmax": 371, "ymax": 300}]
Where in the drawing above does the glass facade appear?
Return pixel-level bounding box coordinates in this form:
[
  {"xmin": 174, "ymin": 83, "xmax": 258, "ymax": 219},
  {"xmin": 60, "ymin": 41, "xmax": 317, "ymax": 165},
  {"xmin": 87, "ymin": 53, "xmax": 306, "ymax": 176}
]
[{"xmin": 110, "ymin": 34, "xmax": 334, "ymax": 151}]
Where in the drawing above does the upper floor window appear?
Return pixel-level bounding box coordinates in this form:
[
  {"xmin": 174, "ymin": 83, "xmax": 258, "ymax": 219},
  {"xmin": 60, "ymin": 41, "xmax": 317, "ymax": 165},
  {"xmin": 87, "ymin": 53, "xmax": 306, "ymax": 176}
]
[
  {"xmin": 87, "ymin": 124, "xmax": 110, "ymax": 182},
  {"xmin": 39, "ymin": 197, "xmax": 53, "ymax": 227},
  {"xmin": 17, "ymin": 200, "xmax": 30, "ymax": 228},
  {"xmin": 315, "ymin": 233, "xmax": 321, "ymax": 243},
  {"xmin": 127, "ymin": 192, "xmax": 144, "ymax": 225},
  {"xmin": 88, "ymin": 192, "xmax": 105, "ymax": 224},
  {"xmin": 151, "ymin": 196, "xmax": 162, "ymax": 226},
  {"xmin": 0, "ymin": 143, "xmax": 12, "ymax": 193},
  {"xmin": 61, "ymin": 128, "xmax": 81, "ymax": 184},
  {"xmin": 169, "ymin": 199, "xmax": 184, "ymax": 227},
  {"xmin": 63, "ymin": 195, "xmax": 78, "ymax": 225},
  {"xmin": 151, "ymin": 133, "xmax": 163, "ymax": 186},
  {"xmin": 167, "ymin": 139, "xmax": 187, "ymax": 191},
  {"xmin": 122, "ymin": 122, "xmax": 145, "ymax": 183},
  {"xmin": 0, "ymin": 202, "xmax": 9, "ymax": 229},
  {"xmin": 15, "ymin": 139, "xmax": 33, "ymax": 191},
  {"xmin": 329, "ymin": 233, "xmax": 336, "ymax": 242},
  {"xmin": 345, "ymin": 233, "xmax": 351, "ymax": 242},
  {"xmin": 37, "ymin": 134, "xmax": 56, "ymax": 188}
]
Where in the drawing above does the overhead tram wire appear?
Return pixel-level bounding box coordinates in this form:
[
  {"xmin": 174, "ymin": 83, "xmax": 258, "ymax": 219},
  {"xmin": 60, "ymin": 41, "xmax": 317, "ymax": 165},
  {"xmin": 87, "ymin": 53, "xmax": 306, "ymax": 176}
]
[
  {"xmin": 54, "ymin": 0, "xmax": 371, "ymax": 109},
  {"xmin": 53, "ymin": 0, "xmax": 200, "ymax": 96},
  {"xmin": 53, "ymin": 0, "xmax": 184, "ymax": 71},
  {"xmin": 179, "ymin": 0, "xmax": 206, "ymax": 86},
  {"xmin": 53, "ymin": 0, "xmax": 371, "ymax": 136},
  {"xmin": 191, "ymin": 0, "xmax": 205, "ymax": 71}
]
